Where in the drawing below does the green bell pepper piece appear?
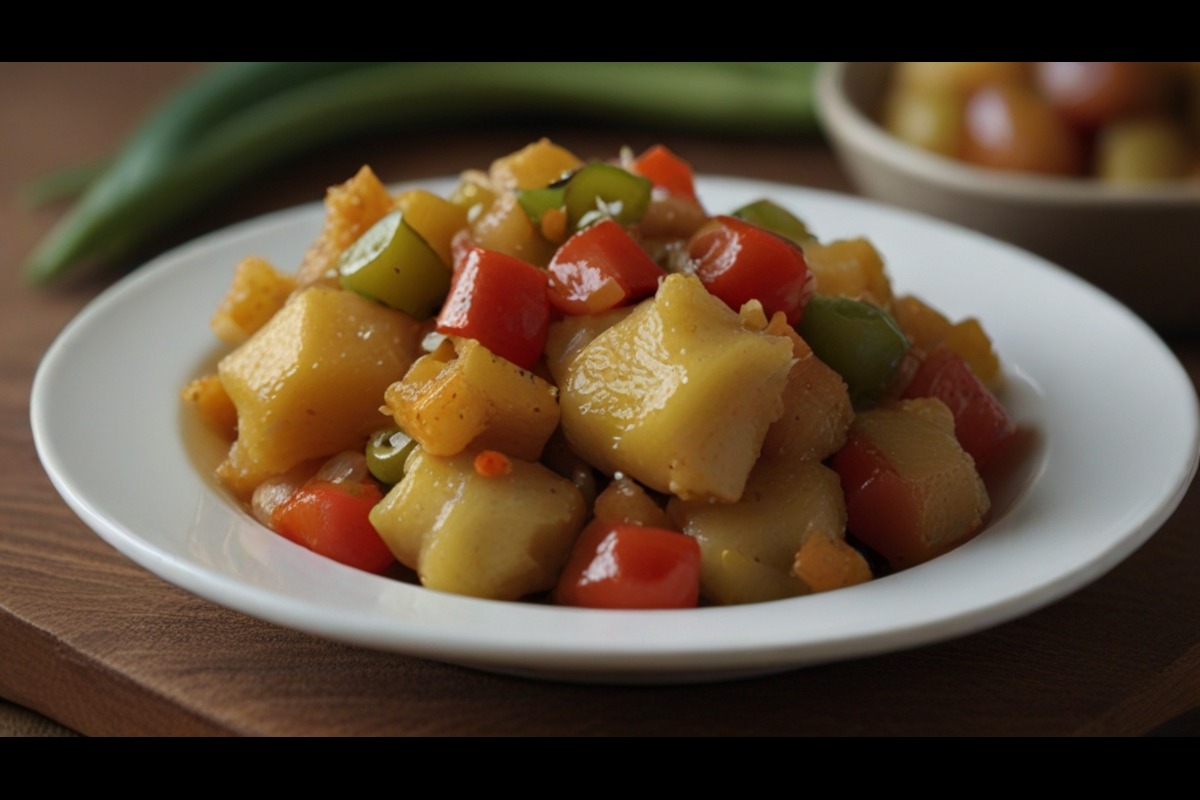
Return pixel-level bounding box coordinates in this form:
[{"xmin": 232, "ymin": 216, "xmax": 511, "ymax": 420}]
[
  {"xmin": 516, "ymin": 185, "xmax": 567, "ymax": 225},
  {"xmin": 798, "ymin": 295, "xmax": 910, "ymax": 411},
  {"xmin": 565, "ymin": 162, "xmax": 652, "ymax": 231},
  {"xmin": 732, "ymin": 199, "xmax": 814, "ymax": 244}
]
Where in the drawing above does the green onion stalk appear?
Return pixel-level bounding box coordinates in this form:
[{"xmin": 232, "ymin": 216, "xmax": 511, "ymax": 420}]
[{"xmin": 23, "ymin": 61, "xmax": 821, "ymax": 286}]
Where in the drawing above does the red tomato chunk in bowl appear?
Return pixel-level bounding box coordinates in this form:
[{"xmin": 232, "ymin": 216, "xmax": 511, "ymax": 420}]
[{"xmin": 181, "ymin": 138, "xmax": 1023, "ymax": 609}]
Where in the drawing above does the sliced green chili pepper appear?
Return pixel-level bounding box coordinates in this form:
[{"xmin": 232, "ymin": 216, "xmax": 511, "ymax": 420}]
[
  {"xmin": 338, "ymin": 211, "xmax": 450, "ymax": 320},
  {"xmin": 797, "ymin": 295, "xmax": 910, "ymax": 411},
  {"xmin": 732, "ymin": 199, "xmax": 814, "ymax": 244},
  {"xmin": 516, "ymin": 186, "xmax": 567, "ymax": 225},
  {"xmin": 565, "ymin": 162, "xmax": 652, "ymax": 231},
  {"xmin": 366, "ymin": 427, "xmax": 418, "ymax": 486}
]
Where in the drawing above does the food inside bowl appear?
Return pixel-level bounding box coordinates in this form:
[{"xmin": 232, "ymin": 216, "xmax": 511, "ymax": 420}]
[
  {"xmin": 882, "ymin": 61, "xmax": 1200, "ymax": 183},
  {"xmin": 181, "ymin": 139, "xmax": 1024, "ymax": 610}
]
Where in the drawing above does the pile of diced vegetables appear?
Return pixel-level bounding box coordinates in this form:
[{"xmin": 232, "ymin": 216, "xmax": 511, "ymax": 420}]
[{"xmin": 182, "ymin": 139, "xmax": 1018, "ymax": 609}]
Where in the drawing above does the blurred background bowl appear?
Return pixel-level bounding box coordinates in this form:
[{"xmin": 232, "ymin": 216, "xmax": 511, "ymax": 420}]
[{"xmin": 815, "ymin": 61, "xmax": 1200, "ymax": 334}]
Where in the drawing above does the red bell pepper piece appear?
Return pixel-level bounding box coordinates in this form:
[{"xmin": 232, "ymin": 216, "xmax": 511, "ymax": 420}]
[
  {"xmin": 832, "ymin": 433, "xmax": 931, "ymax": 571},
  {"xmin": 546, "ymin": 219, "xmax": 666, "ymax": 316},
  {"xmin": 902, "ymin": 345, "xmax": 1017, "ymax": 472},
  {"xmin": 631, "ymin": 144, "xmax": 699, "ymax": 202},
  {"xmin": 270, "ymin": 479, "xmax": 395, "ymax": 575},
  {"xmin": 437, "ymin": 246, "xmax": 551, "ymax": 371},
  {"xmin": 687, "ymin": 215, "xmax": 815, "ymax": 325},
  {"xmin": 554, "ymin": 520, "xmax": 702, "ymax": 610}
]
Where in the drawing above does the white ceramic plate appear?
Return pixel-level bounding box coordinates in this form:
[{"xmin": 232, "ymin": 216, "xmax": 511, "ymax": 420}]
[{"xmin": 31, "ymin": 176, "xmax": 1199, "ymax": 685}]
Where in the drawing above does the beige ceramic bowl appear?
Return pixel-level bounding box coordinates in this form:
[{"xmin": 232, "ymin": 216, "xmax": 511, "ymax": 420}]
[{"xmin": 815, "ymin": 61, "xmax": 1200, "ymax": 333}]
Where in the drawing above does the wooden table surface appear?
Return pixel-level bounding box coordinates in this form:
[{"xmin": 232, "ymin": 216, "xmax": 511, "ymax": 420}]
[{"xmin": 2, "ymin": 62, "xmax": 1198, "ymax": 737}]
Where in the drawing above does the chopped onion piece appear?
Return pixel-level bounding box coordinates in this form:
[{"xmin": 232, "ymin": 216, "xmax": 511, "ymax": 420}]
[
  {"xmin": 316, "ymin": 450, "xmax": 370, "ymax": 485},
  {"xmin": 251, "ymin": 477, "xmax": 303, "ymax": 526}
]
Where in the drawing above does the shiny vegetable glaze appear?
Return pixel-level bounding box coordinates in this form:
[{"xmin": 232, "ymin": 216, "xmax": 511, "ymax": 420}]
[{"xmin": 182, "ymin": 139, "xmax": 1021, "ymax": 611}]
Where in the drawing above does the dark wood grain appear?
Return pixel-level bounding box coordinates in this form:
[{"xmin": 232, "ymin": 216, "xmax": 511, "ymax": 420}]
[{"xmin": 2, "ymin": 63, "xmax": 1197, "ymax": 737}]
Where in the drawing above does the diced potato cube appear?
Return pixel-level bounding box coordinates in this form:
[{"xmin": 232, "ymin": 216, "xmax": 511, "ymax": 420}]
[
  {"xmin": 392, "ymin": 189, "xmax": 469, "ymax": 268},
  {"xmin": 488, "ymin": 138, "xmax": 583, "ymax": 192},
  {"xmin": 543, "ymin": 307, "xmax": 635, "ymax": 387},
  {"xmin": 558, "ymin": 274, "xmax": 794, "ymax": 503},
  {"xmin": 669, "ymin": 459, "xmax": 863, "ymax": 605},
  {"xmin": 802, "ymin": 237, "xmax": 895, "ymax": 307},
  {"xmin": 470, "ymin": 191, "xmax": 557, "ymax": 267},
  {"xmin": 592, "ymin": 476, "xmax": 673, "ymax": 530},
  {"xmin": 180, "ymin": 373, "xmax": 238, "ymax": 440},
  {"xmin": 890, "ymin": 294, "xmax": 1004, "ymax": 392},
  {"xmin": 210, "ymin": 256, "xmax": 296, "ymax": 345},
  {"xmin": 793, "ymin": 533, "xmax": 874, "ymax": 594},
  {"xmin": 369, "ymin": 449, "xmax": 586, "ymax": 600},
  {"xmin": 448, "ymin": 171, "xmax": 497, "ymax": 223},
  {"xmin": 385, "ymin": 337, "xmax": 560, "ymax": 462},
  {"xmin": 216, "ymin": 286, "xmax": 423, "ymax": 497},
  {"xmin": 760, "ymin": 313, "xmax": 855, "ymax": 465},
  {"xmin": 296, "ymin": 166, "xmax": 396, "ymax": 286}
]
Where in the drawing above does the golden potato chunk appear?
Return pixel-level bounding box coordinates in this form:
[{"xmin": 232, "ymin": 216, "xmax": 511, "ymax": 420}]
[
  {"xmin": 180, "ymin": 373, "xmax": 238, "ymax": 441},
  {"xmin": 216, "ymin": 286, "xmax": 423, "ymax": 498},
  {"xmin": 558, "ymin": 274, "xmax": 794, "ymax": 503},
  {"xmin": 592, "ymin": 476, "xmax": 674, "ymax": 530},
  {"xmin": 760, "ymin": 313, "xmax": 854, "ymax": 465},
  {"xmin": 890, "ymin": 294, "xmax": 1004, "ymax": 392},
  {"xmin": 296, "ymin": 165, "xmax": 395, "ymax": 287},
  {"xmin": 470, "ymin": 190, "xmax": 557, "ymax": 267},
  {"xmin": 488, "ymin": 138, "xmax": 583, "ymax": 192},
  {"xmin": 802, "ymin": 237, "xmax": 895, "ymax": 308},
  {"xmin": 385, "ymin": 337, "xmax": 560, "ymax": 462},
  {"xmin": 369, "ymin": 449, "xmax": 586, "ymax": 600},
  {"xmin": 391, "ymin": 189, "xmax": 469, "ymax": 268},
  {"xmin": 543, "ymin": 307, "xmax": 635, "ymax": 387},
  {"xmin": 669, "ymin": 459, "xmax": 866, "ymax": 605},
  {"xmin": 794, "ymin": 533, "xmax": 874, "ymax": 594},
  {"xmin": 210, "ymin": 256, "xmax": 296, "ymax": 346}
]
